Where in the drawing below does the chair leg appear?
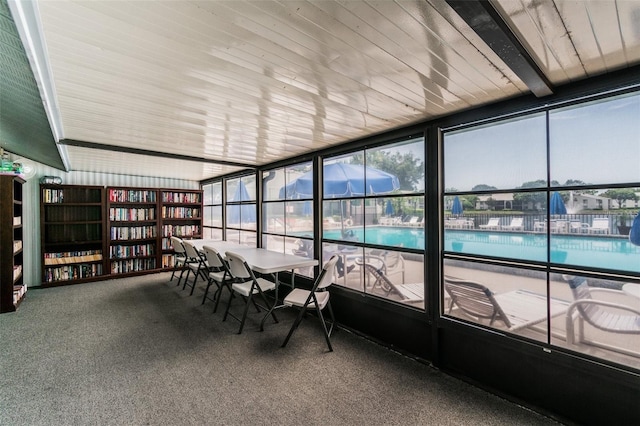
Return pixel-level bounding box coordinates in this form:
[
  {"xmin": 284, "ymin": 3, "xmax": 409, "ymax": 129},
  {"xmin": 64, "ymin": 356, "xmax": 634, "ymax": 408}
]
[
  {"xmin": 222, "ymin": 292, "xmax": 233, "ymax": 322},
  {"xmin": 236, "ymin": 293, "xmax": 254, "ymax": 334},
  {"xmin": 189, "ymin": 270, "xmax": 201, "ymax": 296},
  {"xmin": 202, "ymin": 278, "xmax": 218, "ymax": 305},
  {"xmin": 176, "ymin": 266, "xmax": 186, "ymax": 287},
  {"xmin": 316, "ymin": 304, "xmax": 333, "ymax": 352},
  {"xmin": 281, "ymin": 305, "xmax": 309, "ymax": 348},
  {"xmin": 213, "ymin": 284, "xmax": 231, "ymax": 313},
  {"xmin": 182, "ymin": 269, "xmax": 192, "ymax": 290}
]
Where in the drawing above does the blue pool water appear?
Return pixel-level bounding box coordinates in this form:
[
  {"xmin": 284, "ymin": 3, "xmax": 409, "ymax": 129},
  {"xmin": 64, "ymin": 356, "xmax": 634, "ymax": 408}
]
[
  {"xmin": 323, "ymin": 227, "xmax": 425, "ymax": 249},
  {"xmin": 321, "ymin": 227, "xmax": 639, "ymax": 273},
  {"xmin": 445, "ymin": 230, "xmax": 640, "ymax": 273}
]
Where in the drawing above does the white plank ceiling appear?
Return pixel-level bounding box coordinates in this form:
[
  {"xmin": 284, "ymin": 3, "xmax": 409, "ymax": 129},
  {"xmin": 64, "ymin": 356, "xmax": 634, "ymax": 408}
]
[{"xmin": 13, "ymin": 0, "xmax": 640, "ymax": 181}]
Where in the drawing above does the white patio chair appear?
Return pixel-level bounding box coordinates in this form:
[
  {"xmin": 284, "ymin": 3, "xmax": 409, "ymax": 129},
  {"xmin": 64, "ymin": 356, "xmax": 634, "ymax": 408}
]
[
  {"xmin": 182, "ymin": 240, "xmax": 209, "ymax": 296},
  {"xmin": 562, "ymin": 275, "xmax": 640, "ymax": 357},
  {"xmin": 201, "ymin": 245, "xmax": 233, "ymax": 312},
  {"xmin": 586, "ymin": 217, "xmax": 610, "ymax": 234},
  {"xmin": 281, "ymin": 255, "xmax": 339, "ymax": 351},
  {"xmin": 501, "ymin": 217, "xmax": 524, "ymax": 231},
  {"xmin": 169, "ymin": 236, "xmax": 187, "ymax": 286},
  {"xmin": 479, "ymin": 218, "xmax": 500, "ymax": 230},
  {"xmin": 223, "ymin": 251, "xmax": 277, "ymax": 334},
  {"xmin": 569, "ymin": 221, "xmax": 589, "ymax": 233}
]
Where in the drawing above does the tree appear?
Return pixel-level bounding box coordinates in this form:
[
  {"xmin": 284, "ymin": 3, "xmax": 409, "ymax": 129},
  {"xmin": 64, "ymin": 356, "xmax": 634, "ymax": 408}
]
[
  {"xmin": 601, "ymin": 188, "xmax": 639, "ymax": 209},
  {"xmin": 352, "ymin": 151, "xmax": 424, "ymax": 192},
  {"xmin": 471, "ymin": 184, "xmax": 497, "ymax": 191},
  {"xmin": 461, "ymin": 195, "xmax": 477, "ymax": 210}
]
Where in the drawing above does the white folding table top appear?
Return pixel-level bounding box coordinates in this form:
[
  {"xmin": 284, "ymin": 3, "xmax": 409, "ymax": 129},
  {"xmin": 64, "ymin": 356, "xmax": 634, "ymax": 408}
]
[{"xmin": 224, "ymin": 248, "xmax": 318, "ymax": 275}]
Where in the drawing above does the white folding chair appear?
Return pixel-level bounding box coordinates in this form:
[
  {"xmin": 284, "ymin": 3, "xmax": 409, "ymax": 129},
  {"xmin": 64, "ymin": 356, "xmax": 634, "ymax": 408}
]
[
  {"xmin": 201, "ymin": 245, "xmax": 233, "ymax": 312},
  {"xmin": 169, "ymin": 236, "xmax": 187, "ymax": 286},
  {"xmin": 281, "ymin": 255, "xmax": 339, "ymax": 351},
  {"xmin": 181, "ymin": 241, "xmax": 209, "ymax": 296},
  {"xmin": 223, "ymin": 251, "xmax": 278, "ymax": 334}
]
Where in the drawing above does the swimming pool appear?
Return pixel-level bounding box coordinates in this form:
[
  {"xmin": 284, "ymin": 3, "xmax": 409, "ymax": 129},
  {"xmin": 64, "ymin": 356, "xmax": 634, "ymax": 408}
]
[
  {"xmin": 323, "ymin": 226, "xmax": 425, "ymax": 249},
  {"xmin": 445, "ymin": 230, "xmax": 640, "ymax": 273}
]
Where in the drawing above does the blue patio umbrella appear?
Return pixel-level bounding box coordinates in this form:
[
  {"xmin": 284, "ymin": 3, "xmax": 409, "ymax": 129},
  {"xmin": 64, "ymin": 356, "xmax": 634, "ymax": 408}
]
[
  {"xmin": 385, "ymin": 200, "xmax": 395, "ymax": 216},
  {"xmin": 228, "ymin": 180, "xmax": 256, "ymax": 225},
  {"xmin": 550, "ymin": 191, "xmax": 567, "ymax": 215},
  {"xmin": 278, "ymin": 163, "xmax": 400, "ymax": 199},
  {"xmin": 451, "ymin": 196, "xmax": 463, "ymax": 216},
  {"xmin": 630, "ymin": 212, "xmax": 640, "ymax": 246}
]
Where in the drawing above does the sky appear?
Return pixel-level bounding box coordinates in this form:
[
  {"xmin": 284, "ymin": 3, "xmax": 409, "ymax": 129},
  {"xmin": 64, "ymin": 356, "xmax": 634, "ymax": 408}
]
[{"xmin": 444, "ymin": 92, "xmax": 640, "ymax": 192}]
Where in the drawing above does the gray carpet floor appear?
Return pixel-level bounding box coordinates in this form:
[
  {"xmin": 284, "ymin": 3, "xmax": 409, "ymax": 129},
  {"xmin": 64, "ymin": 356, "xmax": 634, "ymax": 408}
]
[{"xmin": 0, "ymin": 272, "xmax": 563, "ymax": 425}]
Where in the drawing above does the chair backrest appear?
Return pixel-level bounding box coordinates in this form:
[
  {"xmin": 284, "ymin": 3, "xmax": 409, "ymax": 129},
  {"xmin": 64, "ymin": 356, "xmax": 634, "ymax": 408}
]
[
  {"xmin": 487, "ymin": 218, "xmax": 500, "ymax": 226},
  {"xmin": 315, "ymin": 255, "xmax": 339, "ymax": 291},
  {"xmin": 361, "ymin": 262, "xmax": 394, "ymax": 290},
  {"xmin": 384, "ymin": 251, "xmax": 403, "ymax": 270},
  {"xmin": 225, "ymin": 251, "xmax": 253, "ymax": 280},
  {"xmin": 564, "ymin": 275, "xmax": 602, "ymax": 328},
  {"xmin": 510, "ymin": 218, "xmax": 523, "ymax": 226},
  {"xmin": 170, "ymin": 236, "xmax": 186, "ymax": 254},
  {"xmin": 182, "ymin": 240, "xmax": 200, "ymax": 260},
  {"xmin": 592, "ymin": 217, "xmax": 609, "ymax": 229},
  {"xmin": 202, "ymin": 245, "xmax": 225, "ymax": 269},
  {"xmin": 443, "ymin": 276, "xmax": 512, "ymax": 328}
]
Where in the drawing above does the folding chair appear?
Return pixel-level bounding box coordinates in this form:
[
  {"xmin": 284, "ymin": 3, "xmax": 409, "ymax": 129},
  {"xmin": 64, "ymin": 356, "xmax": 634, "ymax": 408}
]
[
  {"xmin": 223, "ymin": 251, "xmax": 278, "ymax": 334},
  {"xmin": 181, "ymin": 240, "xmax": 209, "ymax": 296},
  {"xmin": 169, "ymin": 236, "xmax": 187, "ymax": 286},
  {"xmin": 201, "ymin": 245, "xmax": 233, "ymax": 312},
  {"xmin": 281, "ymin": 255, "xmax": 339, "ymax": 351}
]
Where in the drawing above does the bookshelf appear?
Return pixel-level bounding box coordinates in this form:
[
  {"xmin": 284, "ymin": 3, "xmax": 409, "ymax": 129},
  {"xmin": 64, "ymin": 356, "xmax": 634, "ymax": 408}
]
[
  {"xmin": 1, "ymin": 175, "xmax": 25, "ymax": 312},
  {"xmin": 107, "ymin": 187, "xmax": 159, "ymax": 277},
  {"xmin": 160, "ymin": 189, "xmax": 203, "ymax": 269},
  {"xmin": 38, "ymin": 185, "xmax": 202, "ymax": 284},
  {"xmin": 41, "ymin": 184, "xmax": 106, "ymax": 286}
]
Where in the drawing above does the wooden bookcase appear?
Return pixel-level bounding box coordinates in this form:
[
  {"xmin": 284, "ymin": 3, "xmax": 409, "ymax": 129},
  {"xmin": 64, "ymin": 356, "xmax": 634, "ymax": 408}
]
[
  {"xmin": 41, "ymin": 184, "xmax": 107, "ymax": 286},
  {"xmin": 106, "ymin": 187, "xmax": 159, "ymax": 277},
  {"xmin": 38, "ymin": 185, "xmax": 202, "ymax": 285},
  {"xmin": 160, "ymin": 189, "xmax": 203, "ymax": 269},
  {"xmin": 1, "ymin": 175, "xmax": 25, "ymax": 312}
]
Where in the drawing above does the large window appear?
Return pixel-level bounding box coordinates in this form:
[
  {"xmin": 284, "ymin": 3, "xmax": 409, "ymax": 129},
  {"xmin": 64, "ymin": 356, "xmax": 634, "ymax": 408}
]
[
  {"xmin": 225, "ymin": 174, "xmax": 257, "ymax": 246},
  {"xmin": 262, "ymin": 162, "xmax": 314, "ymax": 277},
  {"xmin": 202, "ymin": 181, "xmax": 223, "ymax": 240},
  {"xmin": 322, "ymin": 137, "xmax": 426, "ymax": 308},
  {"xmin": 442, "ymin": 91, "xmax": 640, "ymax": 369}
]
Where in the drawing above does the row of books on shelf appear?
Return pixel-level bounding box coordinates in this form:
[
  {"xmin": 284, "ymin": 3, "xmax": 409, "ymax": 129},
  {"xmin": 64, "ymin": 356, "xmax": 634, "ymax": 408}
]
[
  {"xmin": 109, "ymin": 244, "xmax": 155, "ymax": 259},
  {"xmin": 162, "ymin": 192, "xmax": 200, "ymax": 204},
  {"xmin": 109, "ymin": 207, "xmax": 156, "ymax": 221},
  {"xmin": 109, "ymin": 189, "xmax": 157, "ymax": 203},
  {"xmin": 162, "ymin": 206, "xmax": 201, "ymax": 219},
  {"xmin": 43, "ymin": 188, "xmax": 64, "ymax": 203},
  {"xmin": 13, "ymin": 265, "xmax": 22, "ymax": 281},
  {"xmin": 13, "ymin": 240, "xmax": 22, "ymax": 253},
  {"xmin": 44, "ymin": 264, "xmax": 103, "ymax": 282},
  {"xmin": 44, "ymin": 250, "xmax": 103, "ymax": 265},
  {"xmin": 13, "ymin": 285, "xmax": 26, "ymax": 304},
  {"xmin": 162, "ymin": 224, "xmax": 201, "ymax": 237},
  {"xmin": 161, "ymin": 254, "xmax": 176, "ymax": 268},
  {"xmin": 110, "ymin": 225, "xmax": 157, "ymax": 240},
  {"xmin": 13, "ymin": 216, "xmax": 21, "ymax": 226},
  {"xmin": 111, "ymin": 258, "xmax": 156, "ymax": 274}
]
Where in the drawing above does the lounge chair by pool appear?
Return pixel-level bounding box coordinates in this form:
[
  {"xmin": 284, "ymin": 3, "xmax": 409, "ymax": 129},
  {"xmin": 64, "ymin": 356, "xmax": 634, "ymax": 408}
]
[{"xmin": 479, "ymin": 217, "xmax": 500, "ymax": 230}]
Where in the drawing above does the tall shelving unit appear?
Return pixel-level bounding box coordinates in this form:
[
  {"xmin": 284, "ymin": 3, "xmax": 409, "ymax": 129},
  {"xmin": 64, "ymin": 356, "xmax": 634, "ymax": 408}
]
[
  {"xmin": 106, "ymin": 187, "xmax": 159, "ymax": 277},
  {"xmin": 160, "ymin": 189, "xmax": 203, "ymax": 269},
  {"xmin": 41, "ymin": 184, "xmax": 107, "ymax": 286},
  {"xmin": 38, "ymin": 185, "xmax": 203, "ymax": 285},
  {"xmin": 1, "ymin": 175, "xmax": 25, "ymax": 312}
]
